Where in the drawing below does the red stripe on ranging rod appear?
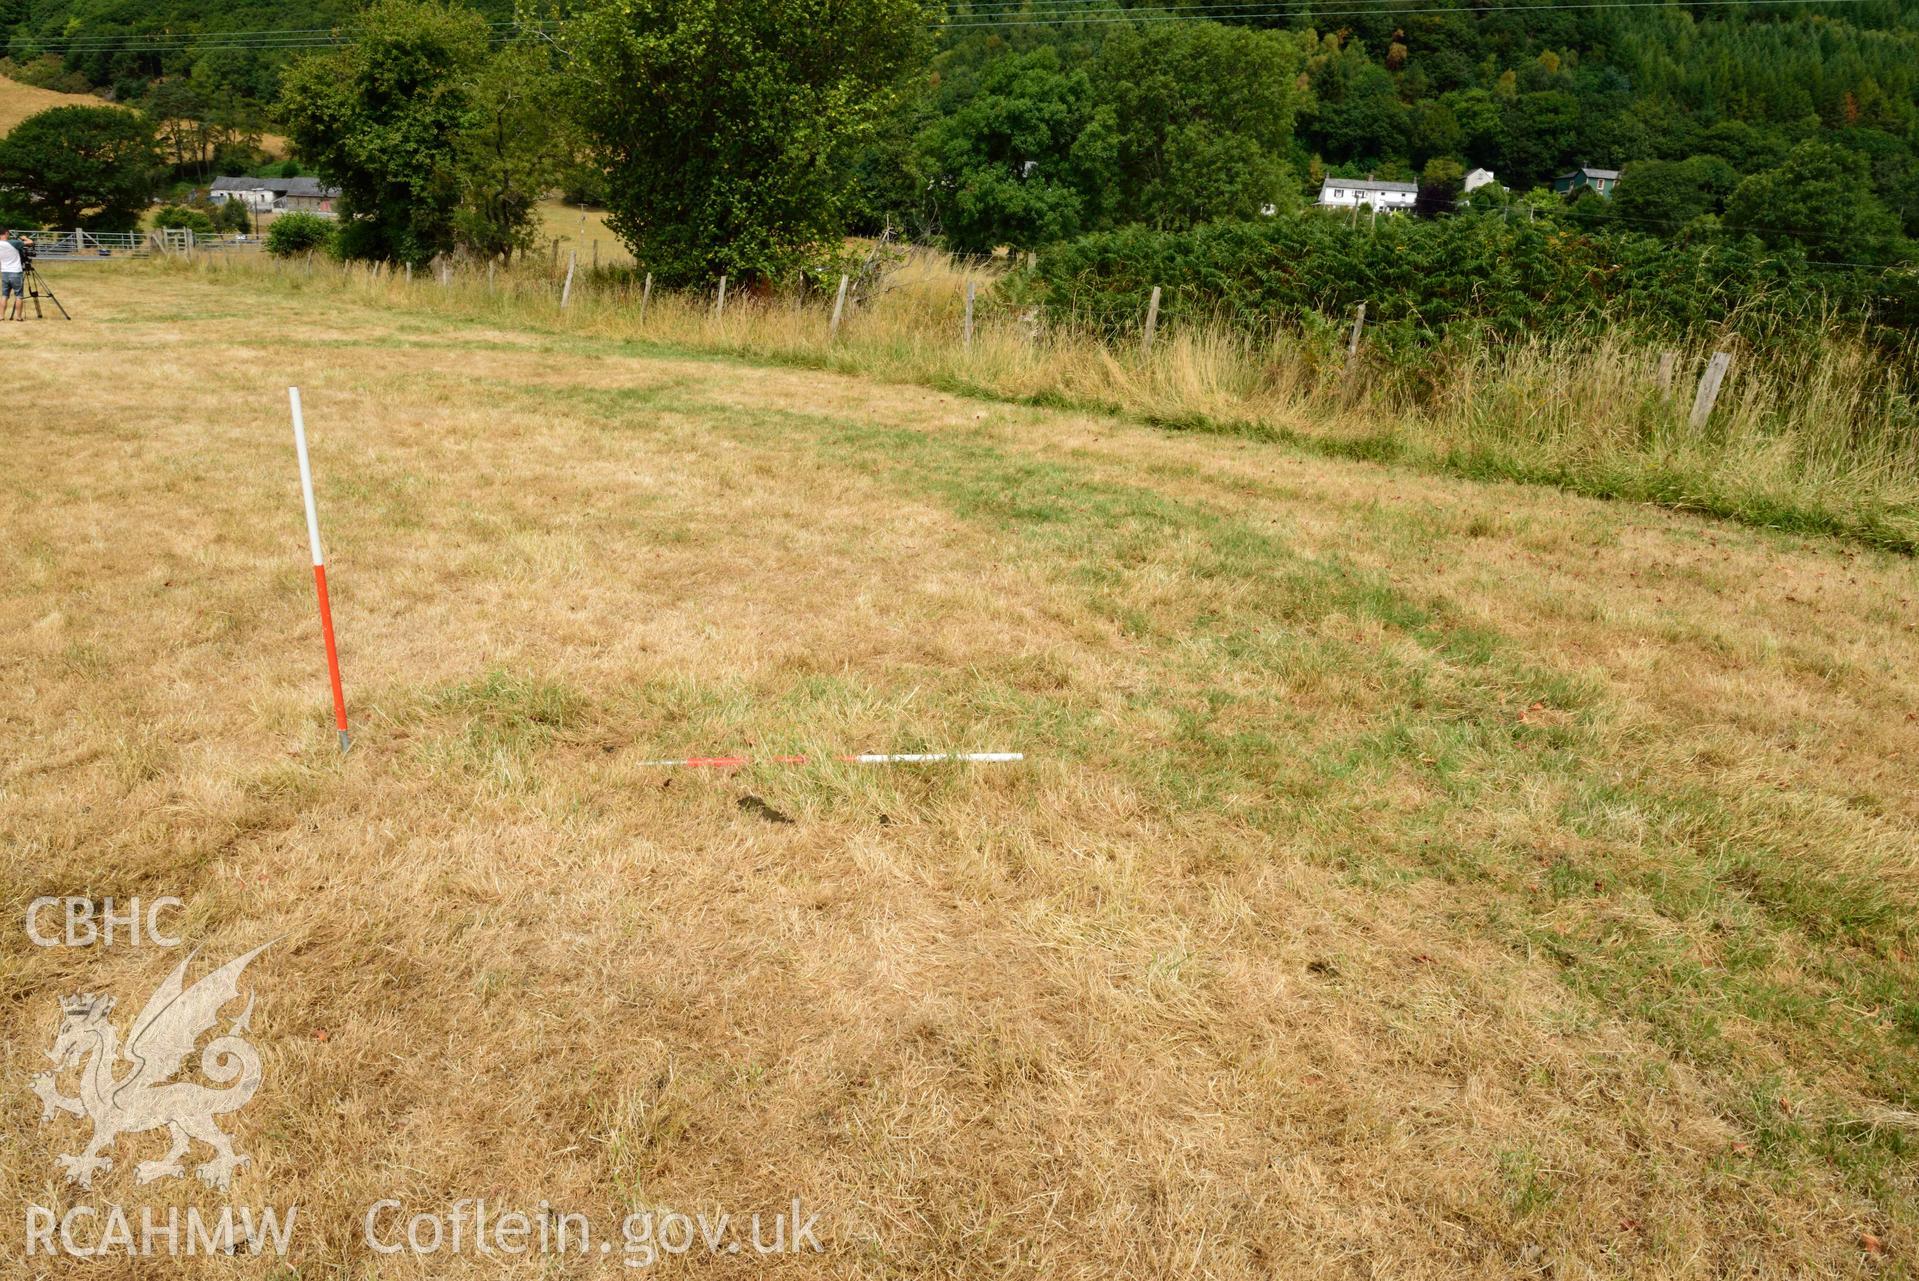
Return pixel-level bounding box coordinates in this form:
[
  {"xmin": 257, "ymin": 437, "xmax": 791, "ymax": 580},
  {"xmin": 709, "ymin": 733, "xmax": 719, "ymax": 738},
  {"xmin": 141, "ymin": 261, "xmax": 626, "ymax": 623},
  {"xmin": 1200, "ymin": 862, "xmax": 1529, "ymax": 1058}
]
[
  {"xmin": 288, "ymin": 387, "xmax": 351, "ymax": 753},
  {"xmin": 635, "ymin": 753, "xmax": 1024, "ymax": 768}
]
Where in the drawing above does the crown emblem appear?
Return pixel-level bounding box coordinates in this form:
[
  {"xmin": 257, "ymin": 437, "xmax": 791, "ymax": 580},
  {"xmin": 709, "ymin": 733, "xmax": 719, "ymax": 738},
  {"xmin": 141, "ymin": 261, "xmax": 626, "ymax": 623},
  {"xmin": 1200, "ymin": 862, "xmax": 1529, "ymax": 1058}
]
[{"xmin": 59, "ymin": 993, "xmax": 113, "ymax": 1019}]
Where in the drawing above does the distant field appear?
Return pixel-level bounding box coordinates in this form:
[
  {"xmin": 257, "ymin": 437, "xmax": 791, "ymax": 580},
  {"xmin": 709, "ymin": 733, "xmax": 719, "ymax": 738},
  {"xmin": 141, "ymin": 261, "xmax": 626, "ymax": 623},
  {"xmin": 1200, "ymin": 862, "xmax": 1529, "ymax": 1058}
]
[
  {"xmin": 2, "ymin": 260, "xmax": 1915, "ymax": 1276},
  {"xmin": 0, "ymin": 73, "xmax": 111, "ymax": 133},
  {"xmin": 533, "ymin": 199, "xmax": 633, "ymax": 266},
  {"xmin": 0, "ymin": 73, "xmax": 286, "ymax": 159}
]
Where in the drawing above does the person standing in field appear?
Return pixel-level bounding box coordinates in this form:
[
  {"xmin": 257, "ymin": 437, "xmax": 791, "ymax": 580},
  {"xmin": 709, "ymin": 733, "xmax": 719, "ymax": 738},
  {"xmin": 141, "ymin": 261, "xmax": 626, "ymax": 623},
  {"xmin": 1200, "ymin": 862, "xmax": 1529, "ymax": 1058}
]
[{"xmin": 0, "ymin": 231, "xmax": 24, "ymax": 321}]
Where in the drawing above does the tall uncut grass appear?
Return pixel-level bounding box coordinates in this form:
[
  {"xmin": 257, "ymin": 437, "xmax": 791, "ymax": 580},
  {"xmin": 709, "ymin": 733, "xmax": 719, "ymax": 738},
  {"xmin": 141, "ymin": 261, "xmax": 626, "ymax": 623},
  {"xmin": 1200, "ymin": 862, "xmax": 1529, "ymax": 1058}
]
[{"xmin": 178, "ymin": 248, "xmax": 1919, "ymax": 550}]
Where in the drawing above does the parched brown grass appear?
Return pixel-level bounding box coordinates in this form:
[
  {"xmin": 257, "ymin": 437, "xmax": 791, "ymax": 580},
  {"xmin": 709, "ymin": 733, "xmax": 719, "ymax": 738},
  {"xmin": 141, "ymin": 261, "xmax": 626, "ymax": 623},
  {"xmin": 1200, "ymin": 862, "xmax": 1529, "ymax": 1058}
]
[
  {"xmin": 0, "ymin": 74, "xmax": 112, "ymax": 135},
  {"xmin": 3, "ymin": 263, "xmax": 1917, "ymax": 1278},
  {"xmin": 183, "ymin": 247, "xmax": 1919, "ymax": 551}
]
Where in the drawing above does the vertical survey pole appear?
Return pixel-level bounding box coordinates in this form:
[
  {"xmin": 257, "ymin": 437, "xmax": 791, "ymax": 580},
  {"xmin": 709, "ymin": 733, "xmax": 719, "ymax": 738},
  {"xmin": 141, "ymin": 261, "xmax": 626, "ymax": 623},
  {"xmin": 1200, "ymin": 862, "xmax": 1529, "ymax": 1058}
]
[{"xmin": 288, "ymin": 388, "xmax": 350, "ymax": 754}]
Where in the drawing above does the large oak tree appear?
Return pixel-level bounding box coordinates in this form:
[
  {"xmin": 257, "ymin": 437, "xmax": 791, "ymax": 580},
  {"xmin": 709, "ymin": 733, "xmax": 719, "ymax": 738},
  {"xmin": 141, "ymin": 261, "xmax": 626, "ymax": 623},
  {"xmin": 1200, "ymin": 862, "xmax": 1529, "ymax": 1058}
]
[{"xmin": 0, "ymin": 106, "xmax": 159, "ymax": 231}]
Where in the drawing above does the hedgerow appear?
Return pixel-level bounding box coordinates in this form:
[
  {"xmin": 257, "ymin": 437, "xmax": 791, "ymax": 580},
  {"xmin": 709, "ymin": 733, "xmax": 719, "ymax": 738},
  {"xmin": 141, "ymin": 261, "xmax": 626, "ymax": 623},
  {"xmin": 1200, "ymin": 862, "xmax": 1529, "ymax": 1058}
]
[{"xmin": 1033, "ymin": 213, "xmax": 1917, "ymax": 376}]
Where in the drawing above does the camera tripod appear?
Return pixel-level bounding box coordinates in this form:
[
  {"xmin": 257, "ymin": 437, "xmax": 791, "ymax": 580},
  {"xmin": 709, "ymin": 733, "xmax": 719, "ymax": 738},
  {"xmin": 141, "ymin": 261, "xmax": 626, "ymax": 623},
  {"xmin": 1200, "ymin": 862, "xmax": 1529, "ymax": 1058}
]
[{"xmin": 11, "ymin": 263, "xmax": 70, "ymax": 321}]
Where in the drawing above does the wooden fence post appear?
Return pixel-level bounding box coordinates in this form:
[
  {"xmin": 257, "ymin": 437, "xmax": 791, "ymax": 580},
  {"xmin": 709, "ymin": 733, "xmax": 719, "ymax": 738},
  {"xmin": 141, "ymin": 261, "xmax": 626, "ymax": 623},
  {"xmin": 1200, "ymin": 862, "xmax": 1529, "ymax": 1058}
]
[
  {"xmin": 1345, "ymin": 302, "xmax": 1367, "ymax": 369},
  {"xmin": 1689, "ymin": 351, "xmax": 1732, "ymax": 429},
  {"xmin": 405, "ymin": 262, "xmax": 412, "ymax": 284},
  {"xmin": 592, "ymin": 239, "xmax": 599, "ymax": 269},
  {"xmin": 1656, "ymin": 351, "xmax": 1675, "ymax": 402},
  {"xmin": 487, "ymin": 260, "xmax": 495, "ymax": 290},
  {"xmin": 714, "ymin": 274, "xmax": 728, "ymax": 320},
  {"xmin": 829, "ymin": 274, "xmax": 849, "ymax": 338},
  {"xmin": 1142, "ymin": 285, "xmax": 1162, "ymax": 356},
  {"xmin": 561, "ymin": 251, "xmax": 577, "ymax": 308},
  {"xmin": 963, "ymin": 279, "xmax": 975, "ymax": 349},
  {"xmin": 640, "ymin": 272, "xmax": 653, "ymax": 322}
]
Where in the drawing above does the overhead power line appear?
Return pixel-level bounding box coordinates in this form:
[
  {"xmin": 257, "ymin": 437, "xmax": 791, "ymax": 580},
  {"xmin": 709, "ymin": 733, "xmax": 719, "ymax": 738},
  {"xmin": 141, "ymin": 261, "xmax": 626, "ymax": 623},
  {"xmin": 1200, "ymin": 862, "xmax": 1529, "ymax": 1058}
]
[
  {"xmin": 944, "ymin": 0, "xmax": 1896, "ymax": 25},
  {"xmin": 17, "ymin": 0, "xmax": 1901, "ymax": 54},
  {"xmin": 953, "ymin": 0, "xmax": 1883, "ymax": 10},
  {"xmin": 27, "ymin": 19, "xmax": 560, "ymax": 54}
]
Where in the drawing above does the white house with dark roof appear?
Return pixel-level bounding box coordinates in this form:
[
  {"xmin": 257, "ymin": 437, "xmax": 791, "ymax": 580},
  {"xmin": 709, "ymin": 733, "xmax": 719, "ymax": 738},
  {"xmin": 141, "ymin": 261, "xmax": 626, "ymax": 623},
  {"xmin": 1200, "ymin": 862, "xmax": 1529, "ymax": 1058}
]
[{"xmin": 1317, "ymin": 177, "xmax": 1418, "ymax": 212}]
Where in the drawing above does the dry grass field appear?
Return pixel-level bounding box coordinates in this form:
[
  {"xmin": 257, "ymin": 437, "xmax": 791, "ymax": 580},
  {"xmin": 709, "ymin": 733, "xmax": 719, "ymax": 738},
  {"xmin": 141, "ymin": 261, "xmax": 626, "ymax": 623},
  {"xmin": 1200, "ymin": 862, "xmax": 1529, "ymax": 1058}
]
[
  {"xmin": 3, "ymin": 262, "xmax": 1917, "ymax": 1278},
  {"xmin": 204, "ymin": 246, "xmax": 1919, "ymax": 552},
  {"xmin": 0, "ymin": 74, "xmax": 111, "ymax": 135},
  {"xmin": 535, "ymin": 201, "xmax": 636, "ymax": 267}
]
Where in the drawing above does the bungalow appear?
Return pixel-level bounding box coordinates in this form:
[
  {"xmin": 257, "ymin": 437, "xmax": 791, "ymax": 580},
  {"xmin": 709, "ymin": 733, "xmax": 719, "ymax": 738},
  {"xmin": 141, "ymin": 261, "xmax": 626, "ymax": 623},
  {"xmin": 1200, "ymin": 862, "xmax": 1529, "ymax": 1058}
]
[
  {"xmin": 1317, "ymin": 177, "xmax": 1418, "ymax": 211},
  {"xmin": 1551, "ymin": 166, "xmax": 1619, "ymax": 198},
  {"xmin": 209, "ymin": 176, "xmax": 342, "ymax": 216}
]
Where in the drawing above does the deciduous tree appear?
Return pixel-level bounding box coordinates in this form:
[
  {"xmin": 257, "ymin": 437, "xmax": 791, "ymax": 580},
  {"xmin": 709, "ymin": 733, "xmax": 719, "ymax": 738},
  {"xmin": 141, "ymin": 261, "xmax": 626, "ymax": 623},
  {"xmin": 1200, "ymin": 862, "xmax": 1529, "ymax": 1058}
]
[
  {"xmin": 1726, "ymin": 140, "xmax": 1903, "ymax": 262},
  {"xmin": 1610, "ymin": 155, "xmax": 1737, "ymax": 234},
  {"xmin": 1094, "ymin": 22, "xmax": 1305, "ymax": 229},
  {"xmin": 917, "ymin": 49, "xmax": 1111, "ymax": 253},
  {"xmin": 279, "ymin": 0, "xmax": 492, "ymax": 264},
  {"xmin": 565, "ymin": 0, "xmax": 932, "ymax": 285},
  {"xmin": 0, "ymin": 106, "xmax": 159, "ymax": 230}
]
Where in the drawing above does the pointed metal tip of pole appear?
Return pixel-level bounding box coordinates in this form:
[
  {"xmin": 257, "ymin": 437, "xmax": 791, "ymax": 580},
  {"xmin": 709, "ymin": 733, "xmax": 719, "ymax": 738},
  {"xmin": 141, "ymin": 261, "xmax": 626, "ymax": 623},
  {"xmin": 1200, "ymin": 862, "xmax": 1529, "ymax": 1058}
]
[{"xmin": 338, "ymin": 730, "xmax": 352, "ymax": 754}]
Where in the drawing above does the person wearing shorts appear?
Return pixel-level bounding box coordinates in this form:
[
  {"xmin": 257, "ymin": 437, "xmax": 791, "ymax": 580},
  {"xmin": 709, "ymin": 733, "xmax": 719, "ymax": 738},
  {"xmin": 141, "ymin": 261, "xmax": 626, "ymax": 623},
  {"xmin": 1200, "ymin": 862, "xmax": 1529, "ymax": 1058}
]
[{"xmin": 0, "ymin": 231, "xmax": 23, "ymax": 320}]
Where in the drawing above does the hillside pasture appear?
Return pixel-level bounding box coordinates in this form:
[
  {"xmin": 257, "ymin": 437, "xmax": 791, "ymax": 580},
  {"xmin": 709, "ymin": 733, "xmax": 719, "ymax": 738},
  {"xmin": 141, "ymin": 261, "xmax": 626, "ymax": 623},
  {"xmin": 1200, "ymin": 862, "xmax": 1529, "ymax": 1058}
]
[
  {"xmin": 0, "ymin": 72, "xmax": 111, "ymax": 134},
  {"xmin": 1, "ymin": 263, "xmax": 1915, "ymax": 1278}
]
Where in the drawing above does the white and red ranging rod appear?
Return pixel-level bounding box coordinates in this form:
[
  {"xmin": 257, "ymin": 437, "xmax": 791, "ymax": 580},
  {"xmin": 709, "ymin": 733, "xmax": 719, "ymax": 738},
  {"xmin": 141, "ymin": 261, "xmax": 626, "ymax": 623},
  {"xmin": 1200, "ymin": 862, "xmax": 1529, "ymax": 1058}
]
[
  {"xmin": 636, "ymin": 753, "xmax": 1024, "ymax": 768},
  {"xmin": 288, "ymin": 387, "xmax": 351, "ymax": 753}
]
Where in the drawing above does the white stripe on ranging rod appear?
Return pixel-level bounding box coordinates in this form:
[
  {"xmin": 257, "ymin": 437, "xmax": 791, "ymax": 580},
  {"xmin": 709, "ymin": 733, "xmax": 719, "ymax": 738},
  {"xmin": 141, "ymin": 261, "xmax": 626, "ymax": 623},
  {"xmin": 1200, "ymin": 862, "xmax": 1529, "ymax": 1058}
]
[
  {"xmin": 846, "ymin": 753, "xmax": 1024, "ymax": 764},
  {"xmin": 290, "ymin": 388, "xmax": 325, "ymax": 565},
  {"xmin": 634, "ymin": 753, "xmax": 1025, "ymax": 768}
]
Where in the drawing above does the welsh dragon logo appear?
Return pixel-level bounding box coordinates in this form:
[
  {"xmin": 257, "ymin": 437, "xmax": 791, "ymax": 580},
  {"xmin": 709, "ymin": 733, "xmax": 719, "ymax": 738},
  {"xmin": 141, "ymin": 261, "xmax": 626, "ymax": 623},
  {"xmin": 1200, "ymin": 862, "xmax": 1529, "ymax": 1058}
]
[{"xmin": 30, "ymin": 943, "xmax": 271, "ymax": 1191}]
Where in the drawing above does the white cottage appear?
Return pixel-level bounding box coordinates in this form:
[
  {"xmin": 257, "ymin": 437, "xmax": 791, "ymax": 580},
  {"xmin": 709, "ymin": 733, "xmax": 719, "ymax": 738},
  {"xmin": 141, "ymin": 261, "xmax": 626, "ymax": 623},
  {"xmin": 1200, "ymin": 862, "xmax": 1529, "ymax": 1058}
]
[
  {"xmin": 209, "ymin": 177, "xmax": 279, "ymax": 212},
  {"xmin": 1317, "ymin": 177, "xmax": 1418, "ymax": 211}
]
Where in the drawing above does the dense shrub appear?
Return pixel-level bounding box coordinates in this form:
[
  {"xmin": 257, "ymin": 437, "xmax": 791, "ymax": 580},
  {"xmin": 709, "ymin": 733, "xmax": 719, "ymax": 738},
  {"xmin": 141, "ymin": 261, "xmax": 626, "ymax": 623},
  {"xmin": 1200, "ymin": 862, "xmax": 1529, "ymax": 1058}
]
[
  {"xmin": 1034, "ymin": 212, "xmax": 1911, "ymax": 372},
  {"xmin": 265, "ymin": 212, "xmax": 336, "ymax": 257},
  {"xmin": 216, "ymin": 198, "xmax": 254, "ymax": 233},
  {"xmin": 152, "ymin": 204, "xmax": 217, "ymax": 237}
]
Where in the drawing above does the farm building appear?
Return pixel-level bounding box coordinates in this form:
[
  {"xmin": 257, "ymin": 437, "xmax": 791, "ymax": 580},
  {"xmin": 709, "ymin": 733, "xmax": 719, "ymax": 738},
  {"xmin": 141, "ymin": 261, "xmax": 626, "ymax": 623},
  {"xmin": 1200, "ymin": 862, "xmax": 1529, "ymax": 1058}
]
[{"xmin": 209, "ymin": 176, "xmax": 341, "ymax": 216}]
